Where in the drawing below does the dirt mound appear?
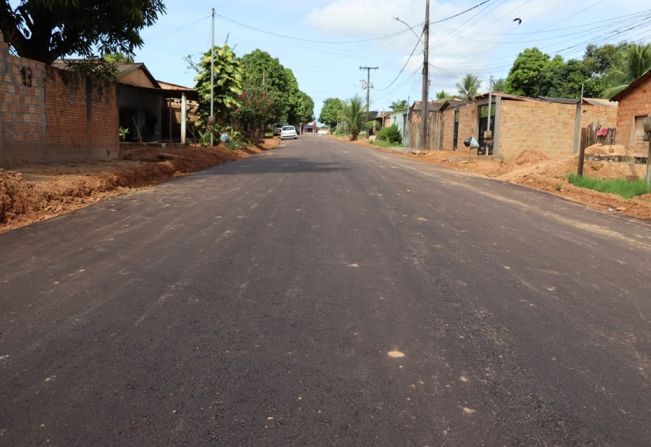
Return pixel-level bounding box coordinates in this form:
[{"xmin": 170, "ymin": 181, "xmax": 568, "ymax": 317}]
[
  {"xmin": 515, "ymin": 150, "xmax": 549, "ymax": 165},
  {"xmin": 585, "ymin": 144, "xmax": 628, "ymax": 157},
  {"xmin": 586, "ymin": 161, "xmax": 644, "ymax": 180},
  {"xmin": 1, "ymin": 140, "xmax": 279, "ymax": 232}
]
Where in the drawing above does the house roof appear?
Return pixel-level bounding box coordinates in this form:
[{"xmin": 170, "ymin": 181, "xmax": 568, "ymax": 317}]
[
  {"xmin": 157, "ymin": 80, "xmax": 194, "ymax": 91},
  {"xmin": 538, "ymin": 96, "xmax": 616, "ymax": 106},
  {"xmin": 411, "ymin": 100, "xmax": 448, "ymax": 112},
  {"xmin": 611, "ymin": 69, "xmax": 651, "ymax": 102},
  {"xmin": 51, "ymin": 60, "xmax": 161, "ymax": 89}
]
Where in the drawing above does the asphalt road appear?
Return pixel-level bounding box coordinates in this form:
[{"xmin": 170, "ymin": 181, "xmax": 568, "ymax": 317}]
[{"xmin": 1, "ymin": 135, "xmax": 651, "ymax": 446}]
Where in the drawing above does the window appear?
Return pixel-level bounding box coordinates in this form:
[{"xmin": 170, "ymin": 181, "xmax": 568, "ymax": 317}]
[{"xmin": 634, "ymin": 116, "xmax": 650, "ymax": 143}]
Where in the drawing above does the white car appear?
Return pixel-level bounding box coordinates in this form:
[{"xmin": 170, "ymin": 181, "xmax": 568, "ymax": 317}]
[{"xmin": 280, "ymin": 125, "xmax": 298, "ymax": 140}]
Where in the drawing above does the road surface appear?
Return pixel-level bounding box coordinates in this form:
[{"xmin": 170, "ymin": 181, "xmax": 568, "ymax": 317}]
[{"xmin": 1, "ymin": 135, "xmax": 651, "ymax": 446}]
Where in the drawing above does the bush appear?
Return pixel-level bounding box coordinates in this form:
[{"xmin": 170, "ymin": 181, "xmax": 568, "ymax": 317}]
[
  {"xmin": 567, "ymin": 173, "xmax": 651, "ymax": 199},
  {"xmin": 376, "ymin": 124, "xmax": 402, "ymax": 145}
]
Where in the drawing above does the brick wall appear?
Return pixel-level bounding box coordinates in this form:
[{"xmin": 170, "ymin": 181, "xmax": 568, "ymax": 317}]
[
  {"xmin": 0, "ymin": 35, "xmax": 118, "ymax": 166},
  {"xmin": 615, "ymin": 75, "xmax": 651, "ymax": 155},
  {"xmin": 438, "ymin": 104, "xmax": 477, "ymax": 151},
  {"xmin": 498, "ymin": 99, "xmax": 617, "ymax": 159}
]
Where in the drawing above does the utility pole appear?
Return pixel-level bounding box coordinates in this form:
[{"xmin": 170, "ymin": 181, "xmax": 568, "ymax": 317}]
[
  {"xmin": 210, "ymin": 8, "xmax": 215, "ymax": 146},
  {"xmin": 420, "ymin": 0, "xmax": 430, "ymax": 151},
  {"xmin": 360, "ymin": 66, "xmax": 379, "ymax": 123}
]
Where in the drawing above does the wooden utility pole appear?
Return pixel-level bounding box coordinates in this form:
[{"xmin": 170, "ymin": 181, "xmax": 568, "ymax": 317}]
[
  {"xmin": 360, "ymin": 66, "xmax": 379, "ymax": 124},
  {"xmin": 210, "ymin": 8, "xmax": 215, "ymax": 146},
  {"xmin": 419, "ymin": 0, "xmax": 430, "ymax": 151}
]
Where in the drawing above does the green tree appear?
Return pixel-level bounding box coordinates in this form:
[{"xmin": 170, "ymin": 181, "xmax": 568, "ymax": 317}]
[
  {"xmin": 603, "ymin": 44, "xmax": 651, "ymax": 98},
  {"xmin": 240, "ymin": 50, "xmax": 293, "ymax": 122},
  {"xmin": 191, "ymin": 45, "xmax": 243, "ymax": 128},
  {"xmin": 295, "ymin": 91, "xmax": 315, "ymax": 123},
  {"xmin": 390, "ymin": 99, "xmax": 408, "ymax": 112},
  {"xmin": 456, "ymin": 73, "xmax": 481, "ymax": 100},
  {"xmin": 0, "ymin": 0, "xmax": 165, "ymax": 64},
  {"xmin": 491, "ymin": 78, "xmax": 506, "ymax": 92},
  {"xmin": 505, "ymin": 48, "xmax": 551, "ymax": 97},
  {"xmin": 342, "ymin": 96, "xmax": 365, "ymax": 141},
  {"xmin": 103, "ymin": 52, "xmax": 135, "ymax": 64},
  {"xmin": 435, "ymin": 90, "xmax": 452, "ymax": 100},
  {"xmin": 319, "ymin": 98, "xmax": 345, "ymax": 128}
]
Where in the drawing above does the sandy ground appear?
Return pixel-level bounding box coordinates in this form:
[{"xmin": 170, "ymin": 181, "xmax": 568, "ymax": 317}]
[
  {"xmin": 0, "ymin": 139, "xmax": 278, "ymax": 233},
  {"xmin": 331, "ymin": 135, "xmax": 651, "ymax": 221}
]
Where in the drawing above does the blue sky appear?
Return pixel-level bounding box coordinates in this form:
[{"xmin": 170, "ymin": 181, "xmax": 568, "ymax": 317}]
[{"xmin": 133, "ymin": 0, "xmax": 651, "ymax": 118}]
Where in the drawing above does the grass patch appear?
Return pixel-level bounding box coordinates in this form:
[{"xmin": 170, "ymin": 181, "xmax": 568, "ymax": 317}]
[
  {"xmin": 372, "ymin": 139, "xmax": 403, "ymax": 148},
  {"xmin": 567, "ymin": 173, "xmax": 651, "ymax": 199}
]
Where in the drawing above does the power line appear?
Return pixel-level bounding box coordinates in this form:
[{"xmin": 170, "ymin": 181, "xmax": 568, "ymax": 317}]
[
  {"xmin": 430, "ymin": 0, "xmax": 494, "ymax": 25},
  {"xmin": 380, "ymin": 30, "xmax": 424, "ymax": 91},
  {"xmin": 214, "ymin": 12, "xmax": 413, "ymax": 45}
]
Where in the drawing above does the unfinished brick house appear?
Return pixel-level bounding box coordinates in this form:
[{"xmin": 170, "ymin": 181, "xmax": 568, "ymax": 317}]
[
  {"xmin": 0, "ymin": 34, "xmax": 118, "ymax": 166},
  {"xmin": 612, "ymin": 70, "xmax": 651, "ymax": 156},
  {"xmin": 409, "ymin": 93, "xmax": 617, "ymax": 158}
]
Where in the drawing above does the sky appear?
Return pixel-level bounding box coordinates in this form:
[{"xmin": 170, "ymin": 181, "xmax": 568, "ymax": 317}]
[{"xmin": 133, "ymin": 0, "xmax": 651, "ymax": 119}]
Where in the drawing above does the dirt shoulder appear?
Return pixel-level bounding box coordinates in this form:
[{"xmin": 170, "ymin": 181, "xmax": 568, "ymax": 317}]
[
  {"xmin": 0, "ymin": 139, "xmax": 279, "ymax": 233},
  {"xmin": 328, "ymin": 135, "xmax": 651, "ymax": 221}
]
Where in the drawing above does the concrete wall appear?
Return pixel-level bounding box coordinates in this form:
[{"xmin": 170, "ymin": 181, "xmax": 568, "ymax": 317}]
[
  {"xmin": 0, "ymin": 35, "xmax": 118, "ymax": 166},
  {"xmin": 438, "ymin": 104, "xmax": 477, "ymax": 152},
  {"xmin": 615, "ymin": 75, "xmax": 651, "ymax": 155}
]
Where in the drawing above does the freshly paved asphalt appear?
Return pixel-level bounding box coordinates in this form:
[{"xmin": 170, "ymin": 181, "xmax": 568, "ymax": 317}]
[{"xmin": 1, "ymin": 135, "xmax": 651, "ymax": 446}]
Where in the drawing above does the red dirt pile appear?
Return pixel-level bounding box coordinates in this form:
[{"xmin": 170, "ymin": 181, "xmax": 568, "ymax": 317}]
[{"xmin": 0, "ymin": 140, "xmax": 278, "ymax": 232}]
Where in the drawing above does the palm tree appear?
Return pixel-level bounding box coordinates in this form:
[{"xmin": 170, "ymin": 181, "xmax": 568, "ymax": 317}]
[
  {"xmin": 435, "ymin": 90, "xmax": 451, "ymax": 100},
  {"xmin": 342, "ymin": 96, "xmax": 365, "ymax": 141},
  {"xmin": 604, "ymin": 44, "xmax": 651, "ymax": 98},
  {"xmin": 456, "ymin": 73, "xmax": 481, "ymax": 101}
]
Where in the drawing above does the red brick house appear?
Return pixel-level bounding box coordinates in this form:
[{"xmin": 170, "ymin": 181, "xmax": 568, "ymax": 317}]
[{"xmin": 612, "ymin": 70, "xmax": 651, "ymax": 156}]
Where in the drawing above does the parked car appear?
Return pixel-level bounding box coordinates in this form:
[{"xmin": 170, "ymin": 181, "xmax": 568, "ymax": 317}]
[
  {"xmin": 280, "ymin": 125, "xmax": 298, "ymax": 140},
  {"xmin": 273, "ymin": 124, "xmax": 283, "ymax": 136}
]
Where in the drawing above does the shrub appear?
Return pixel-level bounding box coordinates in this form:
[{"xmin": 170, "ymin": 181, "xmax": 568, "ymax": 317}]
[
  {"xmin": 376, "ymin": 124, "xmax": 402, "ymax": 145},
  {"xmin": 567, "ymin": 173, "xmax": 651, "ymax": 199}
]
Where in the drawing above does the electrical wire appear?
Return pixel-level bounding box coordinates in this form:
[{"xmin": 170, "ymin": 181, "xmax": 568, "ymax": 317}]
[{"xmin": 380, "ymin": 29, "xmax": 424, "ymax": 91}]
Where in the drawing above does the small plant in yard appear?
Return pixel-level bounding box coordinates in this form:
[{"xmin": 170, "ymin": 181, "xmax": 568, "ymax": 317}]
[
  {"xmin": 118, "ymin": 127, "xmax": 129, "ymax": 142},
  {"xmin": 376, "ymin": 124, "xmax": 402, "ymax": 145},
  {"xmin": 555, "ymin": 183, "xmax": 564, "ymax": 192},
  {"xmin": 567, "ymin": 173, "xmax": 651, "ymax": 199}
]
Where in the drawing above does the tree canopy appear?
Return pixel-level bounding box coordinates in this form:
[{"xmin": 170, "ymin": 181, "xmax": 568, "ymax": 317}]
[
  {"xmin": 319, "ymin": 98, "xmax": 345, "ymax": 128},
  {"xmin": 0, "ymin": 0, "xmax": 165, "ymax": 63},
  {"xmin": 390, "ymin": 99, "xmax": 408, "ymax": 112},
  {"xmin": 457, "ymin": 73, "xmax": 481, "ymax": 100},
  {"xmin": 502, "ymin": 43, "xmax": 651, "ymax": 99},
  {"xmin": 192, "ymin": 45, "xmax": 243, "ymax": 125},
  {"xmin": 238, "ymin": 49, "xmax": 313, "ymax": 125}
]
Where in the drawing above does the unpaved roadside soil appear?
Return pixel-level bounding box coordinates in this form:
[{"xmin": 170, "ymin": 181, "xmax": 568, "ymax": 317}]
[
  {"xmin": 0, "ymin": 139, "xmax": 279, "ymax": 233},
  {"xmin": 331, "ymin": 135, "xmax": 651, "ymax": 221}
]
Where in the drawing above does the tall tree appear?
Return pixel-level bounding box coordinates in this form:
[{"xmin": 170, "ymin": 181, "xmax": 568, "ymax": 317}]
[
  {"xmin": 319, "ymin": 98, "xmax": 344, "ymax": 128},
  {"xmin": 505, "ymin": 48, "xmax": 551, "ymax": 97},
  {"xmin": 240, "ymin": 50, "xmax": 293, "ymax": 123},
  {"xmin": 0, "ymin": 0, "xmax": 165, "ymax": 64},
  {"xmin": 191, "ymin": 45, "xmax": 243, "ymax": 126},
  {"xmin": 456, "ymin": 74, "xmax": 481, "ymax": 100},
  {"xmin": 435, "ymin": 90, "xmax": 451, "ymax": 100}
]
